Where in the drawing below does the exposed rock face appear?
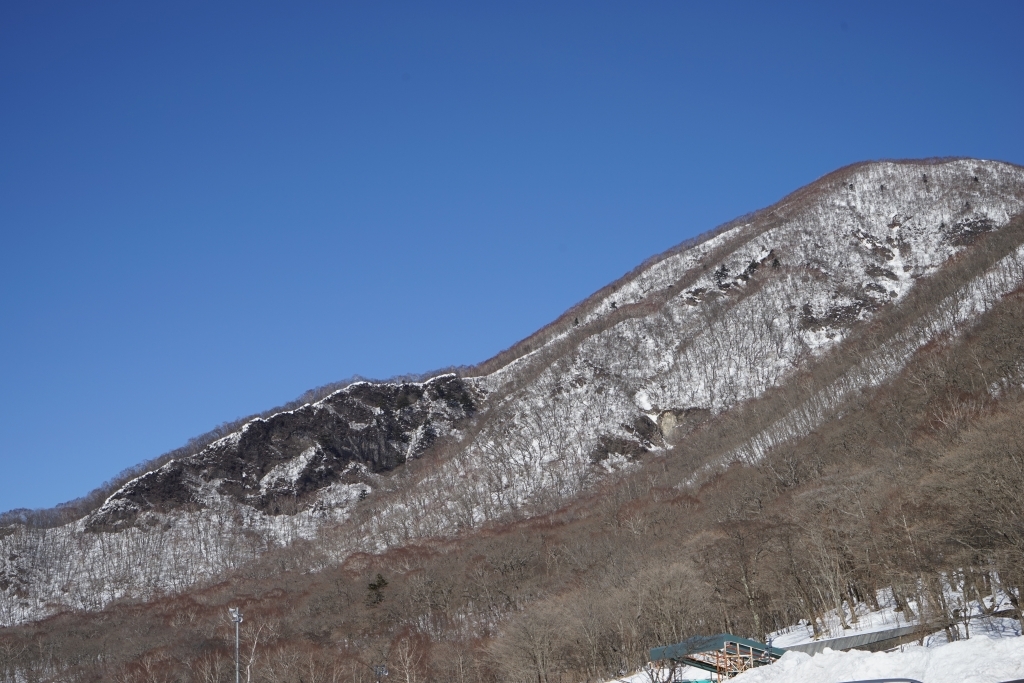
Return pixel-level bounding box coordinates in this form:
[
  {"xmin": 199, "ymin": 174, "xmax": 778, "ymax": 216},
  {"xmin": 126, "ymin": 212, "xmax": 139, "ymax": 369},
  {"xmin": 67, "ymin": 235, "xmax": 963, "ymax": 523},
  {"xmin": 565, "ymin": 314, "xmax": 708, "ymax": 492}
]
[{"xmin": 85, "ymin": 374, "xmax": 477, "ymax": 530}]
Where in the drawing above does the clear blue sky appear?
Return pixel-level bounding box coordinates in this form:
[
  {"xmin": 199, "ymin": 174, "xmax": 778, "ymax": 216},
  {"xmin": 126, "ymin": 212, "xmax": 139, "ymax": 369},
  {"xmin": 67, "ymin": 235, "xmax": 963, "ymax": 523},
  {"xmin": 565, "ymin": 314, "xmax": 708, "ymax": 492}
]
[{"xmin": 2, "ymin": 1, "xmax": 1022, "ymax": 512}]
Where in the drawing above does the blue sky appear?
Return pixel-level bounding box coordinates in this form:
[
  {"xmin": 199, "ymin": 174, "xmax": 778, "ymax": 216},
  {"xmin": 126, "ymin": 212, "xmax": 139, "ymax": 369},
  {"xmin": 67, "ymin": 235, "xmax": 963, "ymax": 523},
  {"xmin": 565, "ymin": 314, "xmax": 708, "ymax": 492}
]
[{"xmin": 1, "ymin": 1, "xmax": 1022, "ymax": 512}]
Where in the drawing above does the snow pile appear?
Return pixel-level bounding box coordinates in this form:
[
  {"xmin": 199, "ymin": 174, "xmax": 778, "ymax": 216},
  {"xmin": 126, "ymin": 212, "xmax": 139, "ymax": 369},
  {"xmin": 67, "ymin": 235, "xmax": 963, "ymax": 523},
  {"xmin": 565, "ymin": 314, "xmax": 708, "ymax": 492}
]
[{"xmin": 732, "ymin": 635, "xmax": 1024, "ymax": 683}]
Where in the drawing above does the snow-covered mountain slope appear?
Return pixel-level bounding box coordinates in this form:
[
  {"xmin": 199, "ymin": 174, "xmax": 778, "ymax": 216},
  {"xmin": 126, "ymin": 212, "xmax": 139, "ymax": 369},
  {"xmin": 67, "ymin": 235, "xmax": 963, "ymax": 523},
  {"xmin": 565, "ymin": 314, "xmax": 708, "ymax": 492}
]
[
  {"xmin": 3, "ymin": 158, "xmax": 1024, "ymax": 627},
  {"xmin": 362, "ymin": 159, "xmax": 1024, "ymax": 538}
]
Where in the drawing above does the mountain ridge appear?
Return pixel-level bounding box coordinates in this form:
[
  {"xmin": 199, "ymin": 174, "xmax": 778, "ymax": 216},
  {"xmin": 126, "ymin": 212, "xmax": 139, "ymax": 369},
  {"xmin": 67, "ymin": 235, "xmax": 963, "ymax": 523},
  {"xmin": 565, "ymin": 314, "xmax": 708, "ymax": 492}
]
[{"xmin": 3, "ymin": 157, "xmax": 1024, "ymax": 631}]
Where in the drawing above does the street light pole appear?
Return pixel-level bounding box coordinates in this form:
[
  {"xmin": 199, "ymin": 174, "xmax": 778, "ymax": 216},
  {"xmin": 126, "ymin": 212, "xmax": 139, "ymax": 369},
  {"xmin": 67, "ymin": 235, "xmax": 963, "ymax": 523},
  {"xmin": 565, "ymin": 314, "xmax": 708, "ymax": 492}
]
[{"xmin": 229, "ymin": 608, "xmax": 243, "ymax": 683}]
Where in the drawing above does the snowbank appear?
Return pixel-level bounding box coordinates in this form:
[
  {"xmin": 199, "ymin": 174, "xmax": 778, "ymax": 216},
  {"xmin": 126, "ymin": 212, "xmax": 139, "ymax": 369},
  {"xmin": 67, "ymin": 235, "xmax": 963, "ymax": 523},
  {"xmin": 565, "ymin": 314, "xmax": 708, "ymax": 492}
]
[
  {"xmin": 770, "ymin": 588, "xmax": 1021, "ymax": 649},
  {"xmin": 732, "ymin": 635, "xmax": 1024, "ymax": 683}
]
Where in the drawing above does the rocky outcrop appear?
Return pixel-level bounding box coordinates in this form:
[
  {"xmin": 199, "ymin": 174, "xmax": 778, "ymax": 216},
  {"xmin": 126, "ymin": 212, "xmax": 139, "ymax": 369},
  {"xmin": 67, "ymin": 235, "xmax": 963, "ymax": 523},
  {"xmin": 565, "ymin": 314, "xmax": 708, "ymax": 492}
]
[{"xmin": 85, "ymin": 374, "xmax": 477, "ymax": 530}]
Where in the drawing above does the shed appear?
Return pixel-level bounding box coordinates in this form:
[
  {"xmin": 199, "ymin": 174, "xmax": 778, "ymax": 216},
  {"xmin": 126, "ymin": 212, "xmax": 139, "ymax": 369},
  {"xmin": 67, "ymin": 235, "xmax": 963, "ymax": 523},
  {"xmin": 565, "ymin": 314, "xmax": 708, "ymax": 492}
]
[{"xmin": 649, "ymin": 634, "xmax": 784, "ymax": 680}]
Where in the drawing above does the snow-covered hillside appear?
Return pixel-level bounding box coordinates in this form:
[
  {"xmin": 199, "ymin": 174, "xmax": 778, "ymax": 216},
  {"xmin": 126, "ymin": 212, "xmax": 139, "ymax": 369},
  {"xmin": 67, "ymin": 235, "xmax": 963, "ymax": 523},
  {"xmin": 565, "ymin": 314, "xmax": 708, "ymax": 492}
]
[
  {"xmin": 3, "ymin": 158, "xmax": 1024, "ymax": 627},
  {"xmin": 352, "ymin": 159, "xmax": 1024, "ymax": 544}
]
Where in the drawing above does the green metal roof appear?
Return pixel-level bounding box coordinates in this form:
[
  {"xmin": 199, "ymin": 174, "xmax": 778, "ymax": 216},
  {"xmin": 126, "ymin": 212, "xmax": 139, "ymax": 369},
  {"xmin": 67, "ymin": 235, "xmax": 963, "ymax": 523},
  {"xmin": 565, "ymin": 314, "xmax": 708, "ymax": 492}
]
[{"xmin": 649, "ymin": 633, "xmax": 786, "ymax": 663}]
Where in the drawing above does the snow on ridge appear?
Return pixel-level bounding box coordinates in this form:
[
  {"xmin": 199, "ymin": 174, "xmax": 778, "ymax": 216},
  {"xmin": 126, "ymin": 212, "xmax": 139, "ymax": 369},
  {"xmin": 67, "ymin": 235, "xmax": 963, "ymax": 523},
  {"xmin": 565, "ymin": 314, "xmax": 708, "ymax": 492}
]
[
  {"xmin": 240, "ymin": 371, "xmax": 467, "ymax": 439},
  {"xmin": 477, "ymin": 159, "xmax": 1024, "ymax": 399},
  {"xmin": 97, "ymin": 373, "xmax": 464, "ymax": 502},
  {"xmin": 579, "ymin": 223, "xmax": 748, "ymax": 326},
  {"xmin": 574, "ymin": 160, "xmax": 1024, "ymax": 332},
  {"xmin": 97, "ymin": 457, "xmax": 178, "ymax": 510}
]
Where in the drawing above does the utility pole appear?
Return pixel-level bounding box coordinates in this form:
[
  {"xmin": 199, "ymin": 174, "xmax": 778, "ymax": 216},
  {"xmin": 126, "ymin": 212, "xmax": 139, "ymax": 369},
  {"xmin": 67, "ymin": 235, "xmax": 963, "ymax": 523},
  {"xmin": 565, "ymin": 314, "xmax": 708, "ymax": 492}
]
[{"xmin": 229, "ymin": 607, "xmax": 243, "ymax": 683}]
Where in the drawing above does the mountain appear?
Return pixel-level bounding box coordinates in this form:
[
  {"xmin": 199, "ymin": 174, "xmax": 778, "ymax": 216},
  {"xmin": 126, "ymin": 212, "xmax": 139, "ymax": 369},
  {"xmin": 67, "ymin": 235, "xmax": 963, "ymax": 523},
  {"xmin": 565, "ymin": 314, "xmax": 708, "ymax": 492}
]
[
  {"xmin": 2, "ymin": 158, "xmax": 1024, "ymax": 683},
  {"xmin": 81, "ymin": 158, "xmax": 1024, "ymax": 530}
]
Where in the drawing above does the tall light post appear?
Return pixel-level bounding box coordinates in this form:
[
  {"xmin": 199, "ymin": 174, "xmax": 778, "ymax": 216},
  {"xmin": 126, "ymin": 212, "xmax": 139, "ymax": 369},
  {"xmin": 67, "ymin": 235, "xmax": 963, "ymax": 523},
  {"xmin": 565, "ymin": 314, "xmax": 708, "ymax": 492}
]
[{"xmin": 229, "ymin": 607, "xmax": 243, "ymax": 683}]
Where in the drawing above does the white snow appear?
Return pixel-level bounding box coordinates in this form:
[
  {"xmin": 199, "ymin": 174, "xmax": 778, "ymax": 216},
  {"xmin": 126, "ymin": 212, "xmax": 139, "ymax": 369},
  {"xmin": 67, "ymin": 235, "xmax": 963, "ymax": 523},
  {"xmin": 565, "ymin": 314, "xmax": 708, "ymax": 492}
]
[
  {"xmin": 770, "ymin": 586, "xmax": 1021, "ymax": 649},
  {"xmin": 260, "ymin": 445, "xmax": 320, "ymax": 494},
  {"xmin": 732, "ymin": 636, "xmax": 1024, "ymax": 683}
]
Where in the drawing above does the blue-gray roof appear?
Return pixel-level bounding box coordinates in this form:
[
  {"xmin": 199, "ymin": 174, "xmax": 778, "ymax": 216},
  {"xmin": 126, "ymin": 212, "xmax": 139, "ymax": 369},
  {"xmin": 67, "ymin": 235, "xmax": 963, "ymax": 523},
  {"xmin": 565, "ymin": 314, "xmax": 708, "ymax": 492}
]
[{"xmin": 649, "ymin": 633, "xmax": 786, "ymax": 663}]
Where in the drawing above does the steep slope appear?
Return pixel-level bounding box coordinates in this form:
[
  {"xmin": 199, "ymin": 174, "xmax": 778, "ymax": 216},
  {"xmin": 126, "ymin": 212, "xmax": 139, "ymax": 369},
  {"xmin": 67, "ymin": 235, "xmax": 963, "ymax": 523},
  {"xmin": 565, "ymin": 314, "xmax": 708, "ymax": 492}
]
[
  {"xmin": 2, "ymin": 158, "xmax": 1024, "ymax": 629},
  {"xmin": 86, "ymin": 375, "xmax": 477, "ymax": 530},
  {"xmin": 351, "ymin": 158, "xmax": 1024, "ymax": 542}
]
